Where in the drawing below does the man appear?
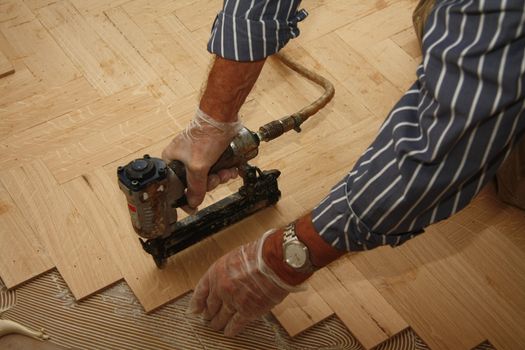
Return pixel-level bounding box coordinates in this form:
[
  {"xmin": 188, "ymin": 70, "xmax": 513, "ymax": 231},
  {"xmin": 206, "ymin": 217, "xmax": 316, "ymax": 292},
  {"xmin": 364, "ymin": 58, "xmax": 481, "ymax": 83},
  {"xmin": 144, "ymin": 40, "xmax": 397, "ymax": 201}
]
[{"xmin": 162, "ymin": 0, "xmax": 525, "ymax": 337}]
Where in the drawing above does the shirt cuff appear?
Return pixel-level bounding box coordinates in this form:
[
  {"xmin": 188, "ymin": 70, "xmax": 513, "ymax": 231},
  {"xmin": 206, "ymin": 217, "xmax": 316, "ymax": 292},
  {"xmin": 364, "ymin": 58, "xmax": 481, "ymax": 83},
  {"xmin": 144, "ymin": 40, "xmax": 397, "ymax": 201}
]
[
  {"xmin": 207, "ymin": 8, "xmax": 308, "ymax": 62},
  {"xmin": 311, "ymin": 177, "xmax": 424, "ymax": 252}
]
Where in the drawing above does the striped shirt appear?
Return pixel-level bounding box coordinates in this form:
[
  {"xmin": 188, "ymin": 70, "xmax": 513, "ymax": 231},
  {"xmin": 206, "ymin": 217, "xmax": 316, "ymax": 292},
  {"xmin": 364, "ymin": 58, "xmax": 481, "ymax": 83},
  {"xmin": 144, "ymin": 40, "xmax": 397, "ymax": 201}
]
[{"xmin": 208, "ymin": 0, "xmax": 525, "ymax": 252}]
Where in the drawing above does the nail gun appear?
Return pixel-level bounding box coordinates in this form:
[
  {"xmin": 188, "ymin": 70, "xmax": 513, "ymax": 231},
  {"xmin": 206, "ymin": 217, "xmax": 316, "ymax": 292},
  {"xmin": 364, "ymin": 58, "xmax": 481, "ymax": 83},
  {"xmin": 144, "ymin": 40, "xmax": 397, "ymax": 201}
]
[{"xmin": 117, "ymin": 54, "xmax": 335, "ymax": 268}]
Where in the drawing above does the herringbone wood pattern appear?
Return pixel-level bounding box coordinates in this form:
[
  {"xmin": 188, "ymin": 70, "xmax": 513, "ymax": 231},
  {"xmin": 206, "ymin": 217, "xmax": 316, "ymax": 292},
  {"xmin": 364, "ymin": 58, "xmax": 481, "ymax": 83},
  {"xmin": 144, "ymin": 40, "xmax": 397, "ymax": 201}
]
[{"xmin": 0, "ymin": 1, "xmax": 524, "ymax": 349}]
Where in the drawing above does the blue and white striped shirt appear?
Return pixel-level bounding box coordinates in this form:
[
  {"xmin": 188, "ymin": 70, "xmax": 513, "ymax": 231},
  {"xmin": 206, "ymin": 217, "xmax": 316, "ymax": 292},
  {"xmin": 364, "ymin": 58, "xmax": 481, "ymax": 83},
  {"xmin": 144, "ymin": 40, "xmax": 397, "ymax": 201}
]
[{"xmin": 208, "ymin": 0, "xmax": 525, "ymax": 251}]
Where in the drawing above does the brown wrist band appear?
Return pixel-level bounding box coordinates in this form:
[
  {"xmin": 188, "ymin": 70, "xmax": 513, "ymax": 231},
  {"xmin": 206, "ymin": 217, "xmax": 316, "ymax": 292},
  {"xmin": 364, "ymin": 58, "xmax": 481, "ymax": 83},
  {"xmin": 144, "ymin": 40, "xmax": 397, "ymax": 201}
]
[
  {"xmin": 261, "ymin": 212, "xmax": 346, "ymax": 286},
  {"xmin": 295, "ymin": 212, "xmax": 346, "ymax": 267}
]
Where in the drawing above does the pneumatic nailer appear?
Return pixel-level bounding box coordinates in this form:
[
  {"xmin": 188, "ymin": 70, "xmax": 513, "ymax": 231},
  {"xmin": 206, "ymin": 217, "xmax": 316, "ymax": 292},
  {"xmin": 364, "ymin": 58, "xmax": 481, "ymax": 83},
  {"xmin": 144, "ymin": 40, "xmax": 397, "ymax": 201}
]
[{"xmin": 117, "ymin": 54, "xmax": 334, "ymax": 268}]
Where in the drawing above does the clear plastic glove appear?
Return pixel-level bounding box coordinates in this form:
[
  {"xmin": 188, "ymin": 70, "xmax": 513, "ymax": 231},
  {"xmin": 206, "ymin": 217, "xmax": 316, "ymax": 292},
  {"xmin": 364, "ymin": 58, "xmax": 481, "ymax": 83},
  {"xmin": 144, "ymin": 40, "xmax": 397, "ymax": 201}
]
[
  {"xmin": 162, "ymin": 108, "xmax": 243, "ymax": 211},
  {"xmin": 187, "ymin": 230, "xmax": 304, "ymax": 337}
]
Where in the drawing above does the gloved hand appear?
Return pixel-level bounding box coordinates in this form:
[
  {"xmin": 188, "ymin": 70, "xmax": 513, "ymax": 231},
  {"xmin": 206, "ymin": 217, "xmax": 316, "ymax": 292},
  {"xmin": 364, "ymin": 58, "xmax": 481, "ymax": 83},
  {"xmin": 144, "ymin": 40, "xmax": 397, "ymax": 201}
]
[
  {"xmin": 162, "ymin": 108, "xmax": 243, "ymax": 211},
  {"xmin": 187, "ymin": 230, "xmax": 305, "ymax": 337}
]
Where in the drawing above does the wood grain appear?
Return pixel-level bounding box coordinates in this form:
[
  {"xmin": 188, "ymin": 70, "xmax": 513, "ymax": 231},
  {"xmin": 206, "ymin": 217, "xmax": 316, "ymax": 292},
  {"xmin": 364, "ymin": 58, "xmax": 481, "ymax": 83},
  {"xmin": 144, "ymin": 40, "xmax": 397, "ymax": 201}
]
[
  {"xmin": 1, "ymin": 0, "xmax": 524, "ymax": 345},
  {"xmin": 0, "ymin": 78, "xmax": 99, "ymax": 140},
  {"xmin": 0, "ymin": 182, "xmax": 53, "ymax": 288},
  {"xmin": 103, "ymin": 7, "xmax": 194, "ymax": 99},
  {"xmin": 351, "ymin": 244, "xmax": 487, "ymax": 349},
  {"xmin": 0, "ymin": 49, "xmax": 14, "ymax": 79},
  {"xmin": 0, "ymin": 16, "xmax": 79, "ymax": 86},
  {"xmin": 62, "ymin": 168, "xmax": 195, "ymax": 312},
  {"xmin": 0, "ymin": 161, "xmax": 122, "ymax": 299},
  {"xmin": 42, "ymin": 92, "xmax": 193, "ymax": 184},
  {"xmin": 36, "ymin": 1, "xmax": 138, "ymax": 95},
  {"xmin": 0, "ymin": 87, "xmax": 158, "ymax": 169},
  {"xmin": 309, "ymin": 264, "xmax": 407, "ymax": 349},
  {"xmin": 272, "ymin": 286, "xmax": 334, "ymax": 337}
]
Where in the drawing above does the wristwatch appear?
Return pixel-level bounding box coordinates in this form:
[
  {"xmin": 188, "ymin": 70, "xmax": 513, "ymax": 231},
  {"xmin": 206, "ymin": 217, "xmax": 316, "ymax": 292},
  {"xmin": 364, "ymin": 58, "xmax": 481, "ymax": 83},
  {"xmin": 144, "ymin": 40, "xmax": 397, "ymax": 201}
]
[{"xmin": 282, "ymin": 223, "xmax": 315, "ymax": 273}]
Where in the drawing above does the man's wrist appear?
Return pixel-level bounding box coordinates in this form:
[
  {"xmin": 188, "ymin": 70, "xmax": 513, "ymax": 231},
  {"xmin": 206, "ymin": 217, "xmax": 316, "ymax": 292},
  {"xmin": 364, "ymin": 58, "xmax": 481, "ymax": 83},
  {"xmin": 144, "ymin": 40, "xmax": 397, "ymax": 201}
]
[
  {"xmin": 262, "ymin": 228, "xmax": 313, "ymax": 286},
  {"xmin": 261, "ymin": 212, "xmax": 346, "ymax": 286},
  {"xmin": 199, "ymin": 56, "xmax": 266, "ymax": 123}
]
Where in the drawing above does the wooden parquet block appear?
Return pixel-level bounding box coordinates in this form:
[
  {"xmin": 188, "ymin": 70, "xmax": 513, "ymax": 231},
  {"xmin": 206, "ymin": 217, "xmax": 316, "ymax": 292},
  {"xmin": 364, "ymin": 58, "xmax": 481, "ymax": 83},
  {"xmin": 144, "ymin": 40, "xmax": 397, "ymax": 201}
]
[
  {"xmin": 410, "ymin": 222, "xmax": 525, "ymax": 350},
  {"xmin": 1, "ymin": 0, "xmax": 524, "ymax": 346},
  {"xmin": 0, "ymin": 49, "xmax": 14, "ymax": 79},
  {"xmin": 295, "ymin": 0, "xmax": 403, "ymax": 44},
  {"xmin": 103, "ymin": 7, "xmax": 194, "ymax": 99},
  {"xmin": 42, "ymin": 92, "xmax": 189, "ymax": 184},
  {"xmin": 0, "ymin": 62, "xmax": 45, "ymax": 107},
  {"xmin": 1, "ymin": 87, "xmax": 159, "ymax": 169},
  {"xmin": 62, "ymin": 168, "xmax": 196, "ymax": 312},
  {"xmin": 0, "ymin": 16, "xmax": 79, "ymax": 86},
  {"xmin": 352, "ymin": 244, "xmax": 487, "ymax": 349},
  {"xmin": 0, "ymin": 182, "xmax": 53, "ymax": 288},
  {"xmin": 330, "ymin": 259, "xmax": 408, "ymax": 347},
  {"xmin": 0, "ymin": 78, "xmax": 99, "ymax": 140},
  {"xmin": 271, "ymin": 287, "xmax": 334, "ymax": 337},
  {"xmin": 0, "ymin": 161, "xmax": 122, "ymax": 299},
  {"xmin": 36, "ymin": 1, "xmax": 139, "ymax": 95},
  {"xmin": 174, "ymin": 0, "xmax": 222, "ymax": 32},
  {"xmin": 305, "ymin": 33, "xmax": 404, "ymax": 119}
]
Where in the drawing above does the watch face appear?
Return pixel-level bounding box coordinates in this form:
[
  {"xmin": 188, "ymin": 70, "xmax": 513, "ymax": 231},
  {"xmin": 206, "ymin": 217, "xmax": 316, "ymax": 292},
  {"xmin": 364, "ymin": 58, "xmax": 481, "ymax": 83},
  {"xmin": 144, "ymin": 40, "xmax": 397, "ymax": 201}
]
[{"xmin": 284, "ymin": 242, "xmax": 308, "ymax": 269}]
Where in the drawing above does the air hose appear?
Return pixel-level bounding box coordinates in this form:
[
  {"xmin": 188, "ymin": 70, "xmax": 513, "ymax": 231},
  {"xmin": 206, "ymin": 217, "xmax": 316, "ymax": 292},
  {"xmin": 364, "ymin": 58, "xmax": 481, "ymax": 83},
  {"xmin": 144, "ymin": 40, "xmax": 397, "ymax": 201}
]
[{"xmin": 257, "ymin": 52, "xmax": 335, "ymax": 142}]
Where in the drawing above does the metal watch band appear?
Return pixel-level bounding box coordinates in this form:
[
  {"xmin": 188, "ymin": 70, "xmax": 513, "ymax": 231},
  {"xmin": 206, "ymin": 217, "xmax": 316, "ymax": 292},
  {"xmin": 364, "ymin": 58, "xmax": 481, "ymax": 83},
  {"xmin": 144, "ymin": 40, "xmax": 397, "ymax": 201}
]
[{"xmin": 283, "ymin": 223, "xmax": 297, "ymax": 244}]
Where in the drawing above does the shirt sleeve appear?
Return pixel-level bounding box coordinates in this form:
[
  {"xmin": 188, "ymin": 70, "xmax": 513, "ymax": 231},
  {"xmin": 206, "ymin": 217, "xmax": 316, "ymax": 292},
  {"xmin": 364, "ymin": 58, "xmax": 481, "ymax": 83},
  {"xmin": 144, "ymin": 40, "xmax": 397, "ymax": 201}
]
[
  {"xmin": 207, "ymin": 0, "xmax": 308, "ymax": 61},
  {"xmin": 312, "ymin": 0, "xmax": 525, "ymax": 251}
]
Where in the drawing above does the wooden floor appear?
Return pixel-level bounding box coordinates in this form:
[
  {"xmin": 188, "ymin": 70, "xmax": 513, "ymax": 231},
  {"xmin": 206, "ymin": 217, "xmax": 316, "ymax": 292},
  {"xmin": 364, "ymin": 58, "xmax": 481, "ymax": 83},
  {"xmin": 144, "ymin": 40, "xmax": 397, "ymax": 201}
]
[{"xmin": 0, "ymin": 0, "xmax": 524, "ymax": 349}]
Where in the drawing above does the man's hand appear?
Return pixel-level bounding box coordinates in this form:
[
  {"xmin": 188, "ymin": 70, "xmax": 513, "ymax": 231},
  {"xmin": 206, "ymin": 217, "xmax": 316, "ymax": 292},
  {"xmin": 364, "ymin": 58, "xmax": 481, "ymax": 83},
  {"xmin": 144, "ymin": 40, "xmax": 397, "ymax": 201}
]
[
  {"xmin": 162, "ymin": 108, "xmax": 241, "ymax": 211},
  {"xmin": 188, "ymin": 213, "xmax": 346, "ymax": 336},
  {"xmin": 162, "ymin": 56, "xmax": 266, "ymax": 211},
  {"xmin": 187, "ymin": 231, "xmax": 303, "ymax": 337}
]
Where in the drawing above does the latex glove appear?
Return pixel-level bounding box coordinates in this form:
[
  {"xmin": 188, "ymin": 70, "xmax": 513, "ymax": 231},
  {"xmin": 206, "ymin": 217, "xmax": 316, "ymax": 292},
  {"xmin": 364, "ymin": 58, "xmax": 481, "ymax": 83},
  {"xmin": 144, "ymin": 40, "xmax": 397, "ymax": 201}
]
[
  {"xmin": 187, "ymin": 230, "xmax": 305, "ymax": 337},
  {"xmin": 162, "ymin": 108, "xmax": 243, "ymax": 211}
]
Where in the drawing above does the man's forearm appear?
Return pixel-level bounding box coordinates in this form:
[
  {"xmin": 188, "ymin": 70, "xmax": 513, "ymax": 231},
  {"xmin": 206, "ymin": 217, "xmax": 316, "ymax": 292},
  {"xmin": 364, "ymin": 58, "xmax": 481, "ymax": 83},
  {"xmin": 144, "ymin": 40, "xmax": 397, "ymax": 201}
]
[{"xmin": 200, "ymin": 57, "xmax": 266, "ymax": 122}]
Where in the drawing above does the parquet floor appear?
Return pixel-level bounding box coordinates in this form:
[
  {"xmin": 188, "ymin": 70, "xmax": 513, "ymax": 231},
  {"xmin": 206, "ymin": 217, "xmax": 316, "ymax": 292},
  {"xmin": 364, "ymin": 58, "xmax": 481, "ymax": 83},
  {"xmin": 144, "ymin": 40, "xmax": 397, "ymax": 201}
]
[{"xmin": 0, "ymin": 0, "xmax": 524, "ymax": 349}]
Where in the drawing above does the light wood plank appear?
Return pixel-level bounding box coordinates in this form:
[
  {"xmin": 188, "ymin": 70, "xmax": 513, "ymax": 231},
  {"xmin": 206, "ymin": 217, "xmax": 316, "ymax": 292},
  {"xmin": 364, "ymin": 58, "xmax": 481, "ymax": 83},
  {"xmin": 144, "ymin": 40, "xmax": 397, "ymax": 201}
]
[
  {"xmin": 417, "ymin": 192, "xmax": 525, "ymax": 349},
  {"xmin": 352, "ymin": 244, "xmax": 486, "ymax": 349},
  {"xmin": 310, "ymin": 268, "xmax": 391, "ymax": 349},
  {"xmin": 154, "ymin": 14, "xmax": 212, "ymax": 89},
  {"xmin": 413, "ymin": 223, "xmax": 525, "ymax": 350},
  {"xmin": 295, "ymin": 0, "xmax": 403, "ymax": 44},
  {"xmin": 0, "ymin": 161, "xmax": 122, "ymax": 299},
  {"xmin": 335, "ymin": 0, "xmax": 419, "ymax": 91},
  {"xmin": 0, "ymin": 78, "xmax": 99, "ymax": 140},
  {"xmin": 118, "ymin": 11, "xmax": 211, "ymax": 91},
  {"xmin": 335, "ymin": 0, "xmax": 416, "ymax": 48},
  {"xmin": 390, "ymin": 27, "xmax": 422, "ymax": 60},
  {"xmin": 305, "ymin": 32, "xmax": 404, "ymax": 119},
  {"xmin": 122, "ymin": 0, "xmax": 197, "ymax": 25},
  {"xmin": 174, "ymin": 0, "xmax": 221, "ymax": 32},
  {"xmin": 36, "ymin": 0, "xmax": 139, "ymax": 95},
  {"xmin": 330, "ymin": 259, "xmax": 408, "ymax": 347},
  {"xmin": 1, "ymin": 87, "xmax": 161, "ymax": 170},
  {"xmin": 0, "ymin": 48, "xmax": 14, "ymax": 79},
  {"xmin": 272, "ymin": 287, "xmax": 334, "ymax": 337},
  {"xmin": 62, "ymin": 169, "xmax": 195, "ymax": 312},
  {"xmin": 0, "ymin": 182, "xmax": 53, "ymax": 288},
  {"xmin": 22, "ymin": 0, "xmax": 56, "ymax": 11},
  {"xmin": 1, "ymin": 15, "xmax": 80, "ymax": 86},
  {"xmin": 103, "ymin": 7, "xmax": 194, "ymax": 100},
  {"xmin": 69, "ymin": 0, "xmax": 129, "ymax": 15},
  {"xmin": 362, "ymin": 38, "xmax": 420, "ymax": 92},
  {"xmin": 83, "ymin": 9, "xmax": 178, "ymax": 104},
  {"xmin": 42, "ymin": 93, "xmax": 195, "ymax": 184},
  {"xmin": 0, "ymin": 0, "xmax": 35, "ymax": 26},
  {"xmin": 0, "ymin": 61, "xmax": 44, "ymax": 107}
]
